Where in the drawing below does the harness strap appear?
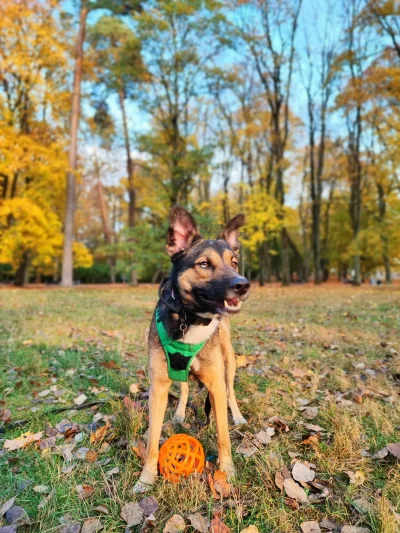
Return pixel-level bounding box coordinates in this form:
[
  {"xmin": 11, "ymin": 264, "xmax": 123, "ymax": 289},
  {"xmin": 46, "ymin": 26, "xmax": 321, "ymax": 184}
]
[{"xmin": 155, "ymin": 309, "xmax": 205, "ymax": 382}]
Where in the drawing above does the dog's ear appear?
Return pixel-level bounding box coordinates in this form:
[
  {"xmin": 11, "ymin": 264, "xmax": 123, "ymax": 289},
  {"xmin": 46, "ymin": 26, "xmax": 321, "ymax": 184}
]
[
  {"xmin": 219, "ymin": 214, "xmax": 245, "ymax": 254},
  {"xmin": 166, "ymin": 206, "xmax": 199, "ymax": 256}
]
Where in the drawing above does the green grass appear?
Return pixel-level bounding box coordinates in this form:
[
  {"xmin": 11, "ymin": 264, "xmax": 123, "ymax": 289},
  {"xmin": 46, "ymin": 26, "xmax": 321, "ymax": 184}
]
[{"xmin": 0, "ymin": 284, "xmax": 399, "ymax": 532}]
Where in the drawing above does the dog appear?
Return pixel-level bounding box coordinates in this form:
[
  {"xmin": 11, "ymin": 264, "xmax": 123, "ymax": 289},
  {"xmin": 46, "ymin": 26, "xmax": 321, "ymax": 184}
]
[{"xmin": 133, "ymin": 206, "xmax": 250, "ymax": 493}]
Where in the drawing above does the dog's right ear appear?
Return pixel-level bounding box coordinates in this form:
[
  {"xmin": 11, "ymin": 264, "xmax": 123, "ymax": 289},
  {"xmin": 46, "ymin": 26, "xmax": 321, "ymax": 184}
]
[{"xmin": 166, "ymin": 206, "xmax": 199, "ymax": 257}]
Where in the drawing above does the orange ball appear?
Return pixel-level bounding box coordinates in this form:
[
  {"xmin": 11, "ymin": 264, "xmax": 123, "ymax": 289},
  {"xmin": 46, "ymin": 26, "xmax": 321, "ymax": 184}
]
[{"xmin": 158, "ymin": 434, "xmax": 205, "ymax": 483}]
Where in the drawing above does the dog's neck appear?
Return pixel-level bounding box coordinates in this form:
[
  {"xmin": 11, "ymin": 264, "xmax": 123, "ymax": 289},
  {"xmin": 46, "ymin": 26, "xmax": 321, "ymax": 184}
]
[{"xmin": 157, "ymin": 278, "xmax": 221, "ymax": 343}]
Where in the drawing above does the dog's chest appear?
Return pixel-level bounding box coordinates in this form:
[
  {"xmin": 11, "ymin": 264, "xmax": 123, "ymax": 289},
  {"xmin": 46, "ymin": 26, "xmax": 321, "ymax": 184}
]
[{"xmin": 182, "ymin": 318, "xmax": 219, "ymax": 345}]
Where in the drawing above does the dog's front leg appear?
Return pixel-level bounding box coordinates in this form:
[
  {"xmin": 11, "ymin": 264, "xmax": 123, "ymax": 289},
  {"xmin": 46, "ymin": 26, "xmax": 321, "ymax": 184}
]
[
  {"xmin": 173, "ymin": 381, "xmax": 189, "ymax": 423},
  {"xmin": 133, "ymin": 378, "xmax": 170, "ymax": 493}
]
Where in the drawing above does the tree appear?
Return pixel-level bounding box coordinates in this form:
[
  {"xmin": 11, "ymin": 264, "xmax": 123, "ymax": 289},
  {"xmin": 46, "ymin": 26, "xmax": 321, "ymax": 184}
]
[
  {"xmin": 61, "ymin": 0, "xmax": 142, "ymax": 287},
  {"xmin": 230, "ymin": 0, "xmax": 303, "ymax": 286}
]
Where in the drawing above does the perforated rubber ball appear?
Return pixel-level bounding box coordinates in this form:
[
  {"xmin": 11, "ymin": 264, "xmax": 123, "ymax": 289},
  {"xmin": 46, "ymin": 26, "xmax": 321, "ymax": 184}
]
[{"xmin": 158, "ymin": 433, "xmax": 205, "ymax": 483}]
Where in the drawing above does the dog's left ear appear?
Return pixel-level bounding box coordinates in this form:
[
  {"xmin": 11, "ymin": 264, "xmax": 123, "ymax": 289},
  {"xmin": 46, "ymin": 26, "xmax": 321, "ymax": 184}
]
[
  {"xmin": 219, "ymin": 214, "xmax": 246, "ymax": 254},
  {"xmin": 166, "ymin": 206, "xmax": 199, "ymax": 256}
]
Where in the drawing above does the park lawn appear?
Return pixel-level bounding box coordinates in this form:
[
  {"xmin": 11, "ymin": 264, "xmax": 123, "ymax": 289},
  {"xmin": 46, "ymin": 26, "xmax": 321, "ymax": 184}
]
[{"xmin": 0, "ymin": 284, "xmax": 399, "ymax": 533}]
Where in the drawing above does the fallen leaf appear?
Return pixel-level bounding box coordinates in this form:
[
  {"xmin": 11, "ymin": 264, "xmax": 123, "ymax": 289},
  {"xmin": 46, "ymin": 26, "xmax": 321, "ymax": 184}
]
[
  {"xmin": 240, "ymin": 527, "xmax": 260, "ymax": 533},
  {"xmin": 90, "ymin": 422, "xmax": 111, "ymax": 444},
  {"xmin": 352, "ymin": 498, "xmax": 374, "ymax": 514},
  {"xmin": 74, "ymin": 394, "xmax": 87, "ymax": 406},
  {"xmin": 269, "ymin": 416, "xmax": 290, "ymax": 432},
  {"xmin": 141, "ymin": 514, "xmax": 156, "ymax": 532},
  {"xmin": 372, "ymin": 447, "xmax": 389, "ymax": 459},
  {"xmin": 76, "ymin": 485, "xmax": 94, "ymax": 500},
  {"xmin": 303, "ymin": 407, "xmax": 319, "ymax": 420},
  {"xmin": 33, "ymin": 485, "xmax": 50, "ymax": 493},
  {"xmin": 255, "ymin": 429, "xmax": 273, "ymax": 445},
  {"xmin": 210, "ymin": 515, "xmax": 230, "ymax": 533},
  {"xmin": 139, "ymin": 497, "xmax": 159, "ymax": 517},
  {"xmin": 303, "ymin": 423, "xmax": 323, "ymax": 432},
  {"xmin": 121, "ymin": 502, "xmax": 144, "ymax": 527},
  {"xmin": 387, "ymin": 443, "xmax": 400, "ymax": 458},
  {"xmin": 163, "ymin": 514, "xmax": 185, "ymax": 533},
  {"xmin": 106, "ymin": 467, "xmax": 119, "ymax": 477},
  {"xmin": 0, "ymin": 526, "xmax": 17, "ymax": 533},
  {"xmin": 4, "ymin": 431, "xmax": 43, "ymax": 451},
  {"xmin": 0, "ymin": 409, "xmax": 12, "ymax": 423},
  {"xmin": 60, "ymin": 523, "xmax": 81, "ymax": 533},
  {"xmin": 99, "ymin": 359, "xmax": 119, "ymax": 368},
  {"xmin": 62, "ymin": 463, "xmax": 77, "ymax": 474},
  {"xmin": 236, "ymin": 440, "xmax": 257, "ymax": 457},
  {"xmin": 340, "ymin": 526, "xmax": 371, "ymax": 533},
  {"xmin": 0, "ymin": 497, "xmax": 16, "ymax": 517},
  {"xmin": 208, "ymin": 473, "xmax": 219, "ymax": 499},
  {"xmin": 283, "ymin": 478, "xmax": 308, "ymax": 503},
  {"xmin": 5, "ymin": 506, "xmax": 30, "ymax": 526},
  {"xmin": 275, "ymin": 467, "xmax": 291, "ymax": 491},
  {"xmin": 22, "ymin": 340, "xmax": 33, "ymax": 346},
  {"xmin": 85, "ymin": 450, "xmax": 98, "ymax": 463},
  {"xmin": 292, "ymin": 462, "xmax": 315, "ymax": 483},
  {"xmin": 93, "ymin": 505, "xmax": 109, "ymax": 515},
  {"xmin": 284, "ymin": 497, "xmax": 300, "ymax": 510},
  {"xmin": 290, "ymin": 368, "xmax": 309, "ymax": 378},
  {"xmin": 129, "ymin": 383, "xmax": 140, "ymax": 394},
  {"xmin": 301, "ymin": 521, "xmax": 321, "ymax": 533},
  {"xmin": 213, "ymin": 470, "xmax": 232, "ymax": 498},
  {"xmin": 301, "ymin": 435, "xmax": 320, "ymax": 446},
  {"xmin": 236, "ymin": 355, "xmax": 249, "ymax": 368},
  {"xmin": 81, "ymin": 517, "xmax": 103, "ymax": 533},
  {"xmin": 319, "ymin": 518, "xmax": 339, "ymax": 531},
  {"xmin": 75, "ymin": 447, "xmax": 89, "ymax": 460},
  {"xmin": 188, "ymin": 513, "xmax": 208, "ymax": 533},
  {"xmin": 345, "ymin": 470, "xmax": 365, "ymax": 486}
]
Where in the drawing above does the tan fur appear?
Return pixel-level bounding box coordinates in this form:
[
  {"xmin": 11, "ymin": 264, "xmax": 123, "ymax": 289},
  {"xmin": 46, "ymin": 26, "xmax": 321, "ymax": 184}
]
[{"xmin": 133, "ymin": 315, "xmax": 245, "ymax": 492}]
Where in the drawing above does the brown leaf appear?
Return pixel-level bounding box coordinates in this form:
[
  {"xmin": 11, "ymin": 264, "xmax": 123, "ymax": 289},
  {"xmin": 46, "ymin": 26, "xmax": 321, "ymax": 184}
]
[
  {"xmin": 81, "ymin": 517, "xmax": 103, "ymax": 533},
  {"xmin": 387, "ymin": 443, "xmax": 400, "ymax": 458},
  {"xmin": 303, "ymin": 423, "xmax": 323, "ymax": 433},
  {"xmin": 301, "ymin": 435, "xmax": 320, "ymax": 446},
  {"xmin": 292, "ymin": 462, "xmax": 315, "ymax": 483},
  {"xmin": 255, "ymin": 428, "xmax": 274, "ymax": 444},
  {"xmin": 121, "ymin": 502, "xmax": 144, "ymax": 527},
  {"xmin": 60, "ymin": 522, "xmax": 81, "ymax": 533},
  {"xmin": 62, "ymin": 463, "xmax": 77, "ymax": 474},
  {"xmin": 303, "ymin": 407, "xmax": 319, "ymax": 420},
  {"xmin": 283, "ymin": 478, "xmax": 308, "ymax": 503},
  {"xmin": 5, "ymin": 506, "xmax": 30, "ymax": 526},
  {"xmin": 340, "ymin": 526, "xmax": 371, "ymax": 533},
  {"xmin": 210, "ymin": 515, "xmax": 230, "ymax": 533},
  {"xmin": 236, "ymin": 355, "xmax": 249, "ymax": 368},
  {"xmin": 86, "ymin": 451, "xmax": 98, "ymax": 463},
  {"xmin": 93, "ymin": 505, "xmax": 109, "ymax": 515},
  {"xmin": 283, "ymin": 497, "xmax": 300, "ymax": 510},
  {"xmin": 76, "ymin": 485, "xmax": 94, "ymax": 500},
  {"xmin": 208, "ymin": 473, "xmax": 219, "ymax": 499},
  {"xmin": 139, "ymin": 497, "xmax": 159, "ymax": 517},
  {"xmin": 275, "ymin": 467, "xmax": 291, "ymax": 491},
  {"xmin": 188, "ymin": 513, "xmax": 208, "ymax": 533},
  {"xmin": 0, "ymin": 409, "xmax": 11, "ymax": 423},
  {"xmin": 372, "ymin": 447, "xmax": 389, "ymax": 459},
  {"xmin": 129, "ymin": 383, "xmax": 140, "ymax": 394},
  {"xmin": 4, "ymin": 431, "xmax": 43, "ymax": 451},
  {"xmin": 236, "ymin": 440, "xmax": 257, "ymax": 457},
  {"xmin": 73, "ymin": 394, "xmax": 87, "ymax": 406},
  {"xmin": 213, "ymin": 470, "xmax": 232, "ymax": 498},
  {"xmin": 240, "ymin": 527, "xmax": 260, "ymax": 533},
  {"xmin": 345, "ymin": 470, "xmax": 365, "ymax": 486},
  {"xmin": 269, "ymin": 416, "xmax": 290, "ymax": 432},
  {"xmin": 300, "ymin": 521, "xmax": 321, "ymax": 533},
  {"xmin": 99, "ymin": 359, "xmax": 119, "ymax": 368},
  {"xmin": 0, "ymin": 497, "xmax": 16, "ymax": 517},
  {"xmin": 163, "ymin": 514, "xmax": 185, "ymax": 533},
  {"xmin": 90, "ymin": 422, "xmax": 111, "ymax": 444},
  {"xmin": 132, "ymin": 438, "xmax": 146, "ymax": 462}
]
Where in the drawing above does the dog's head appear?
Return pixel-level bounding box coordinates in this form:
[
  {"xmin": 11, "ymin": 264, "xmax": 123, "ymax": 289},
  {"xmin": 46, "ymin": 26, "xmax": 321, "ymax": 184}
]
[{"xmin": 166, "ymin": 206, "xmax": 250, "ymax": 316}]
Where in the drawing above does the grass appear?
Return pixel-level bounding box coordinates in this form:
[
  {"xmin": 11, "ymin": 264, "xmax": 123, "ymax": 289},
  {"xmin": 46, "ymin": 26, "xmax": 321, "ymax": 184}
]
[{"xmin": 0, "ymin": 284, "xmax": 399, "ymax": 532}]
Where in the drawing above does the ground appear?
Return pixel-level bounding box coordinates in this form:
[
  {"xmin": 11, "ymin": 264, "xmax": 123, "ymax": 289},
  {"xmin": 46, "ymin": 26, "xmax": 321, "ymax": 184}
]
[{"xmin": 0, "ymin": 284, "xmax": 399, "ymax": 533}]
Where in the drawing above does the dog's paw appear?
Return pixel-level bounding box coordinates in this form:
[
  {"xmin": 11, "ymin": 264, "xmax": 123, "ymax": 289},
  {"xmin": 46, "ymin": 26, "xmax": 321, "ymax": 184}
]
[
  {"xmin": 133, "ymin": 468, "xmax": 157, "ymax": 493},
  {"xmin": 133, "ymin": 480, "xmax": 152, "ymax": 494},
  {"xmin": 232, "ymin": 414, "xmax": 247, "ymax": 426},
  {"xmin": 173, "ymin": 412, "xmax": 185, "ymax": 424},
  {"xmin": 219, "ymin": 459, "xmax": 236, "ymax": 480}
]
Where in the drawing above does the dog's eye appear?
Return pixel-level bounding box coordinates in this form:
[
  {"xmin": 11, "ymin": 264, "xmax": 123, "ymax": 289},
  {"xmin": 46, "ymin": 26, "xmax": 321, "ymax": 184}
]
[{"xmin": 199, "ymin": 261, "xmax": 210, "ymax": 269}]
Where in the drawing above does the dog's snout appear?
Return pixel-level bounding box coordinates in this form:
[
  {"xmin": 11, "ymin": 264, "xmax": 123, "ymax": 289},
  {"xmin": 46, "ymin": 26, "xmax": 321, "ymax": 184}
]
[{"xmin": 230, "ymin": 276, "xmax": 250, "ymax": 296}]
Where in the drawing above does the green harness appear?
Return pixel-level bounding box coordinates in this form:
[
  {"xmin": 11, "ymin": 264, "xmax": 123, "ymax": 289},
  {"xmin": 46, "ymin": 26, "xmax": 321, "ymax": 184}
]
[{"xmin": 155, "ymin": 309, "xmax": 205, "ymax": 382}]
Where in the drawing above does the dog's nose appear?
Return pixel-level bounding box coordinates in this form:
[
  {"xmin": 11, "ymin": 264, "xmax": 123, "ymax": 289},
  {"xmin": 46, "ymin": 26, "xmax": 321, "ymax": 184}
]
[{"xmin": 230, "ymin": 276, "xmax": 250, "ymax": 296}]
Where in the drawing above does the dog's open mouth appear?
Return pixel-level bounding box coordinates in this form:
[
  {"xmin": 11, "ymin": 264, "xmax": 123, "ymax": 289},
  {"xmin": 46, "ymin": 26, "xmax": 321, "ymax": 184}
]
[{"xmin": 223, "ymin": 298, "xmax": 242, "ymax": 314}]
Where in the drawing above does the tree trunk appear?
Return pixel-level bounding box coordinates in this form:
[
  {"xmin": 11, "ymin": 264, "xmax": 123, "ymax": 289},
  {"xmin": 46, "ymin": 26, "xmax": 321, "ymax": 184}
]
[
  {"xmin": 281, "ymin": 227, "xmax": 291, "ymax": 286},
  {"xmin": 377, "ymin": 183, "xmax": 391, "ymax": 284},
  {"xmin": 15, "ymin": 252, "xmax": 29, "ymax": 287},
  {"xmin": 61, "ymin": 4, "xmax": 88, "ymax": 287},
  {"xmin": 118, "ymin": 86, "xmax": 136, "ymax": 228}
]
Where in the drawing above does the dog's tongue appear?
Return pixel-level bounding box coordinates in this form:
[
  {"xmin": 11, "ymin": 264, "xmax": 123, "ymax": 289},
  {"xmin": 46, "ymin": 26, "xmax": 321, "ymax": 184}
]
[{"xmin": 226, "ymin": 298, "xmax": 238, "ymax": 306}]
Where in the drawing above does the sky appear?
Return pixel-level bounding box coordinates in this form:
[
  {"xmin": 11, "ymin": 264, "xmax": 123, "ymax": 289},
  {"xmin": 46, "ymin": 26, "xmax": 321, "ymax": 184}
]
[{"xmin": 62, "ymin": 0, "xmax": 365, "ymax": 207}]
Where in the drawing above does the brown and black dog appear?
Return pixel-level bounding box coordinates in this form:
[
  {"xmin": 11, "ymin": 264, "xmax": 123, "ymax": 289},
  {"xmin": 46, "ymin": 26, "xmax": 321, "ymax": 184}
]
[{"xmin": 134, "ymin": 206, "xmax": 250, "ymax": 493}]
